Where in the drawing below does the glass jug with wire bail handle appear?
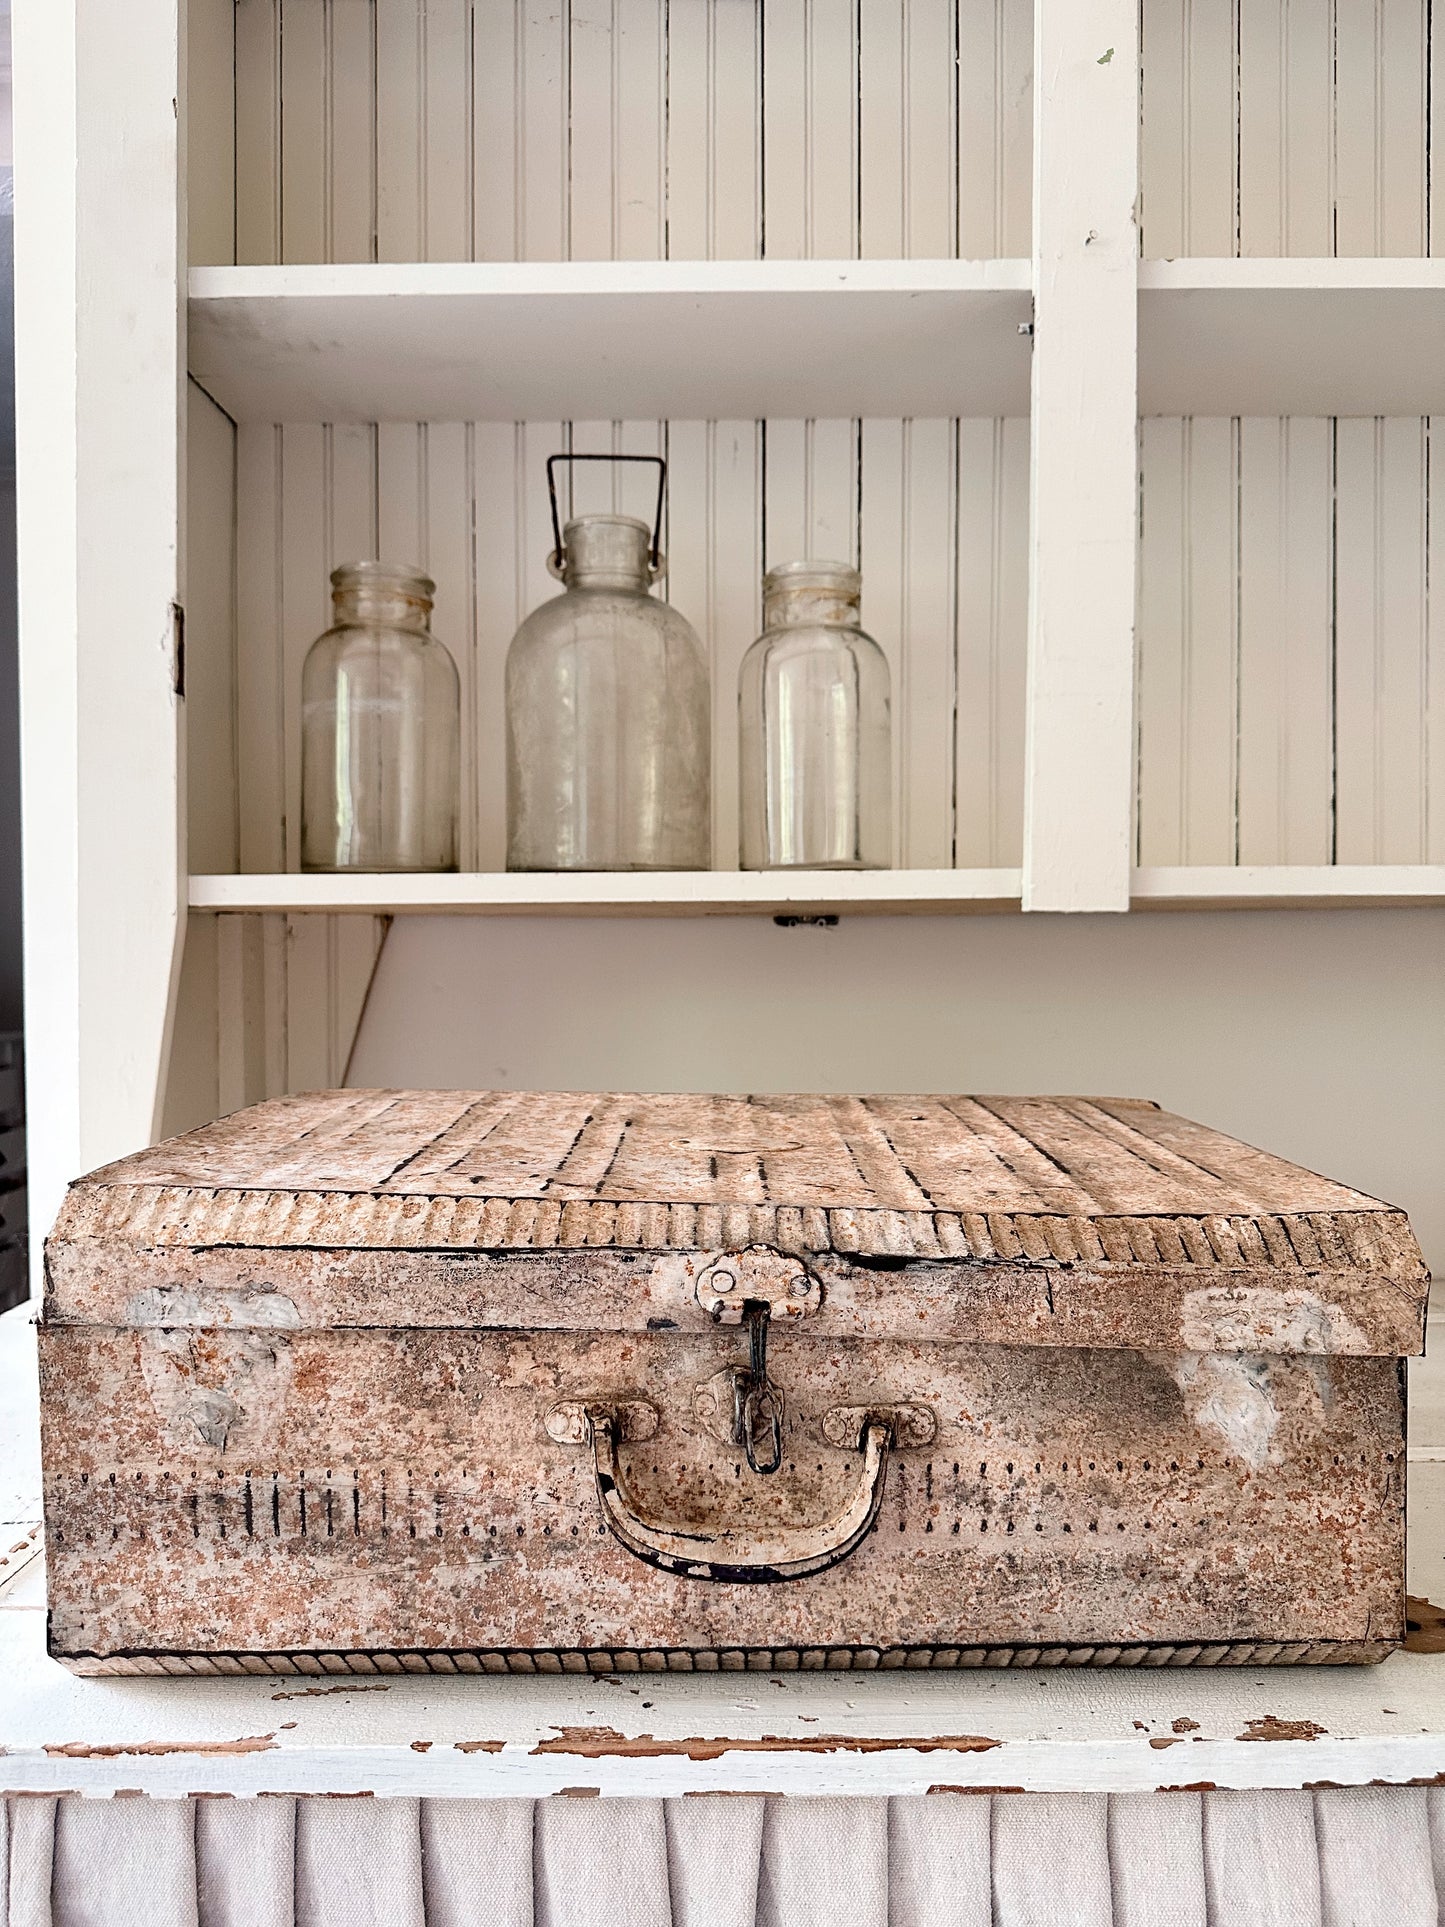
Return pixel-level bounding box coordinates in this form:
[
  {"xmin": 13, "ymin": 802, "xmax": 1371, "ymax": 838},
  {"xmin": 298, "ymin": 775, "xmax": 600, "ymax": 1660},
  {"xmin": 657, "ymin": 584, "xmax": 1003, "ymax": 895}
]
[
  {"xmin": 738, "ymin": 560, "xmax": 892, "ymax": 869},
  {"xmin": 301, "ymin": 561, "xmax": 460, "ymax": 873},
  {"xmin": 506, "ymin": 453, "xmax": 711, "ymax": 872}
]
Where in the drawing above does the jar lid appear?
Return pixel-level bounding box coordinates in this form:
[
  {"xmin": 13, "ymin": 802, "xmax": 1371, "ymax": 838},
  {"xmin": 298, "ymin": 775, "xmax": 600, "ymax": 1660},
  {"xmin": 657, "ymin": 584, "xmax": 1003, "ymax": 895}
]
[
  {"xmin": 331, "ymin": 560, "xmax": 436, "ymax": 600},
  {"xmin": 763, "ymin": 559, "xmax": 861, "ymax": 597}
]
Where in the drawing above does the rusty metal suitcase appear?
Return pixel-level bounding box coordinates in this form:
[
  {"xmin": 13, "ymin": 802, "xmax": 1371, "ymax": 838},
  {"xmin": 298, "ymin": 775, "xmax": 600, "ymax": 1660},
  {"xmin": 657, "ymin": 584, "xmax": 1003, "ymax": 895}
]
[{"xmin": 40, "ymin": 1091, "xmax": 1427, "ymax": 1675}]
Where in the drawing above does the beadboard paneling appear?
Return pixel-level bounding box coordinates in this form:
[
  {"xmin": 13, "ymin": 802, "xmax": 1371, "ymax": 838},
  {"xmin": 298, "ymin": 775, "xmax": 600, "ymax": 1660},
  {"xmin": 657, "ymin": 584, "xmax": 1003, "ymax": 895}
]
[
  {"xmin": 174, "ymin": 394, "xmax": 388, "ymax": 1126},
  {"xmin": 224, "ymin": 417, "xmax": 1029, "ymax": 880},
  {"xmin": 185, "ymin": 381, "xmax": 238, "ymax": 877},
  {"xmin": 162, "ymin": 909, "xmax": 387, "ymax": 1134},
  {"xmin": 1140, "ymin": 0, "xmax": 1435, "ymax": 258},
  {"xmin": 218, "ymin": 0, "xmax": 1445, "ymax": 268},
  {"xmin": 185, "ymin": 0, "xmax": 236, "ymax": 269},
  {"xmin": 218, "ymin": 0, "xmax": 1033, "ymax": 268},
  {"xmin": 1137, "ymin": 415, "xmax": 1445, "ymax": 866}
]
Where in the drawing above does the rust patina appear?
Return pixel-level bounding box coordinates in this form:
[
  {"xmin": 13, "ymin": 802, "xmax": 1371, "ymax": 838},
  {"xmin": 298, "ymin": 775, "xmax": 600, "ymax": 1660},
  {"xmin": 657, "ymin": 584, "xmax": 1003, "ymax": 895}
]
[{"xmin": 40, "ymin": 1092, "xmax": 1427, "ymax": 1673}]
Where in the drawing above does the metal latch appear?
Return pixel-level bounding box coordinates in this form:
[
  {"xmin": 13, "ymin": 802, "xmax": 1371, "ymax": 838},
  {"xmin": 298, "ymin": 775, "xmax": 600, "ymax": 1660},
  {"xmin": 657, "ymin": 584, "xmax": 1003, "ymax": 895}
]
[
  {"xmin": 737, "ymin": 1300, "xmax": 784, "ymax": 1475},
  {"xmin": 694, "ymin": 1245, "xmax": 822, "ymax": 1323},
  {"xmin": 693, "ymin": 1299, "xmax": 786, "ymax": 1476}
]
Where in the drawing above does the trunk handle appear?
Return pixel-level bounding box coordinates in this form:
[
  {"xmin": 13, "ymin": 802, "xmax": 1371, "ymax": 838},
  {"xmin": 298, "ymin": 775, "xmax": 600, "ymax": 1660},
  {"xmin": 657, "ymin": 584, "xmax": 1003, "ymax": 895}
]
[{"xmin": 581, "ymin": 1403, "xmax": 895, "ymax": 1584}]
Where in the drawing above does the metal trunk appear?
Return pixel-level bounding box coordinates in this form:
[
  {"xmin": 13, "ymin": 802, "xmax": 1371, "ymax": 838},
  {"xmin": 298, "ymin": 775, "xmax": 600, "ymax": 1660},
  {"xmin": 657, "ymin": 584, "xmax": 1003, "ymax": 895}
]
[{"xmin": 40, "ymin": 1092, "xmax": 1426, "ymax": 1674}]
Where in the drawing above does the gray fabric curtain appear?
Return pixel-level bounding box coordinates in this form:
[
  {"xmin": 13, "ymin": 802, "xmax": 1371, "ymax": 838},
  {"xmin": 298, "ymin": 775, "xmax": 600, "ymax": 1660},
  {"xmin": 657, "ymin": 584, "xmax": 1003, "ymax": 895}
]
[{"xmin": 2, "ymin": 1788, "xmax": 1442, "ymax": 1926}]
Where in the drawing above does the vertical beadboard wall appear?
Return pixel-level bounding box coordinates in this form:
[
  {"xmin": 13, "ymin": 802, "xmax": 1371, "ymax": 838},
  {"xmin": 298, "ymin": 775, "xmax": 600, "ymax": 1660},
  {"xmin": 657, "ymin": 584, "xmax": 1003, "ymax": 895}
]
[
  {"xmin": 1137, "ymin": 0, "xmax": 1444, "ymax": 867},
  {"xmin": 1140, "ymin": 0, "xmax": 1437, "ymax": 259},
  {"xmin": 1138, "ymin": 415, "xmax": 1442, "ymax": 867},
  {"xmin": 170, "ymin": 381, "xmax": 388, "ymax": 1134},
  {"xmin": 212, "ymin": 0, "xmax": 1037, "ymax": 873},
  {"xmin": 214, "ymin": 0, "xmax": 1033, "ymax": 268}
]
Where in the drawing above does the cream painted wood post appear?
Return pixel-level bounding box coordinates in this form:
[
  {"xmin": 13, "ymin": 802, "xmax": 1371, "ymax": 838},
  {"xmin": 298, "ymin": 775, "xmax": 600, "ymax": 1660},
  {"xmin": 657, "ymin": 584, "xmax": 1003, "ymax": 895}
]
[
  {"xmin": 13, "ymin": 0, "xmax": 185, "ymax": 1267},
  {"xmin": 1024, "ymin": 1, "xmax": 1139, "ymax": 912}
]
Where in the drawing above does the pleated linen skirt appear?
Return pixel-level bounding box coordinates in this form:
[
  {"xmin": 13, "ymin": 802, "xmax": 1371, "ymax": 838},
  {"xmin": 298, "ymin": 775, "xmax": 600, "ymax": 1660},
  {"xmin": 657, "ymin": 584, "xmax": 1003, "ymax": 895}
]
[{"xmin": 3, "ymin": 1787, "xmax": 1444, "ymax": 1927}]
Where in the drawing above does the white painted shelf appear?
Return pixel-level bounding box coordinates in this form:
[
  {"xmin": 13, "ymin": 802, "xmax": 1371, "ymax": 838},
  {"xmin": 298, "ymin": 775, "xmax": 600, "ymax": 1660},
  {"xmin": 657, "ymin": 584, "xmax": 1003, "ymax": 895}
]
[
  {"xmin": 187, "ymin": 866, "xmax": 1445, "ymax": 918},
  {"xmin": 3, "ymin": 1306, "xmax": 1445, "ymax": 1800},
  {"xmin": 187, "ymin": 261, "xmax": 1036, "ymax": 424},
  {"xmin": 187, "ymin": 870, "xmax": 1025, "ymax": 917},
  {"xmin": 1130, "ymin": 866, "xmax": 1445, "ymax": 910},
  {"xmin": 188, "ymin": 258, "xmax": 1445, "ymax": 428},
  {"xmin": 1139, "ymin": 258, "xmax": 1445, "ymax": 416}
]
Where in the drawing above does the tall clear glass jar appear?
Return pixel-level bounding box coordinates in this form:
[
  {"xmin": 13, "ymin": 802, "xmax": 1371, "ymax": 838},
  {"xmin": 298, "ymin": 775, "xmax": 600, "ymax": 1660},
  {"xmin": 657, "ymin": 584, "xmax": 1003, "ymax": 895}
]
[
  {"xmin": 301, "ymin": 562, "xmax": 460, "ymax": 873},
  {"xmin": 738, "ymin": 561, "xmax": 892, "ymax": 869},
  {"xmin": 506, "ymin": 513, "xmax": 711, "ymax": 871}
]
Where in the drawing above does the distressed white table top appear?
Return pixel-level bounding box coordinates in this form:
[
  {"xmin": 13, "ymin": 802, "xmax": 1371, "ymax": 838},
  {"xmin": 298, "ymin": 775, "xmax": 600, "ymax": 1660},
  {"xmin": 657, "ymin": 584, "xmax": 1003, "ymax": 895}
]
[{"xmin": 4, "ymin": 1301, "xmax": 1444, "ymax": 1799}]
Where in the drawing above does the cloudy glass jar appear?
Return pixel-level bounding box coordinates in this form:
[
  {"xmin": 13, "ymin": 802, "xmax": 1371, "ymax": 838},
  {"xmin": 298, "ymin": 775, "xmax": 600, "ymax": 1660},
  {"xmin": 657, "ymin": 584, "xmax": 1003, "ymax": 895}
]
[
  {"xmin": 506, "ymin": 511, "xmax": 710, "ymax": 871},
  {"xmin": 738, "ymin": 560, "xmax": 892, "ymax": 870},
  {"xmin": 300, "ymin": 562, "xmax": 460, "ymax": 873}
]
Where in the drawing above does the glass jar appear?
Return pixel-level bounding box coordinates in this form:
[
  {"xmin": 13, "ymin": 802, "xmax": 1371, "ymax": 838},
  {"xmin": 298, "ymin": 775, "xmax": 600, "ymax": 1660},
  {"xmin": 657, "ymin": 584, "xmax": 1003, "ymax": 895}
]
[
  {"xmin": 738, "ymin": 561, "xmax": 892, "ymax": 870},
  {"xmin": 301, "ymin": 562, "xmax": 460, "ymax": 873},
  {"xmin": 506, "ymin": 513, "xmax": 711, "ymax": 871}
]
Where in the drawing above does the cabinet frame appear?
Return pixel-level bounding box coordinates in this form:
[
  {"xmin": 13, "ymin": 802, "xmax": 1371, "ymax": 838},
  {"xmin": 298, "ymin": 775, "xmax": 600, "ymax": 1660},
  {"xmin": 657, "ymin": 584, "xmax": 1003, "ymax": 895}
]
[{"xmin": 16, "ymin": 0, "xmax": 1445, "ymax": 1251}]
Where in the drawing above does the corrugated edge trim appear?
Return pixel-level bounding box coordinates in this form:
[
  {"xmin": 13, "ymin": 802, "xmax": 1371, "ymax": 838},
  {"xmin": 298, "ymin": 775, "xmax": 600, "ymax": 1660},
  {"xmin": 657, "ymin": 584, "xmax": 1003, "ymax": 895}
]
[
  {"xmin": 55, "ymin": 1637, "xmax": 1395, "ymax": 1676},
  {"xmin": 54, "ymin": 1187, "xmax": 1430, "ymax": 1277}
]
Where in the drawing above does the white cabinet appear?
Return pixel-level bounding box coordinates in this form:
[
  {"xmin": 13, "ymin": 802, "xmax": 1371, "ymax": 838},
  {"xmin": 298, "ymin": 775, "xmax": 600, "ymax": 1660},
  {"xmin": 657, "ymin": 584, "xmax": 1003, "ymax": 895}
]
[{"xmin": 14, "ymin": 0, "xmax": 1445, "ymax": 1248}]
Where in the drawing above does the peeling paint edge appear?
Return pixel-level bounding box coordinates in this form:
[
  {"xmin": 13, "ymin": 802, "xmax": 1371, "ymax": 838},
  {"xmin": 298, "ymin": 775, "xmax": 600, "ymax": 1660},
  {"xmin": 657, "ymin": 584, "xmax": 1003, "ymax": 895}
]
[
  {"xmin": 43, "ymin": 1736, "xmax": 278, "ymax": 1759},
  {"xmin": 1, "ymin": 1734, "xmax": 1443, "ymax": 1801},
  {"xmin": 528, "ymin": 1728, "xmax": 1003, "ymax": 1760}
]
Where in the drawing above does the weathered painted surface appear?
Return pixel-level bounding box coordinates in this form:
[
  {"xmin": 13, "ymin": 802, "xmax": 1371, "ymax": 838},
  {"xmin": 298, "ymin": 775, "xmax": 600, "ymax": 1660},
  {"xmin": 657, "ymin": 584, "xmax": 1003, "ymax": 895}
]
[
  {"xmin": 40, "ymin": 1092, "xmax": 1425, "ymax": 1672},
  {"xmin": 63, "ymin": 1090, "xmax": 1407, "ymax": 1218}
]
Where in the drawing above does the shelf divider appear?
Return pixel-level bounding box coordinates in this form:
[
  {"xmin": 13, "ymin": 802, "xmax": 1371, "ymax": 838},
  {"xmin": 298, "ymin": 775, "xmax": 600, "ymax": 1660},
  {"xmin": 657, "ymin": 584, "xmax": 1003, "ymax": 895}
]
[{"xmin": 1023, "ymin": 0, "xmax": 1139, "ymax": 913}]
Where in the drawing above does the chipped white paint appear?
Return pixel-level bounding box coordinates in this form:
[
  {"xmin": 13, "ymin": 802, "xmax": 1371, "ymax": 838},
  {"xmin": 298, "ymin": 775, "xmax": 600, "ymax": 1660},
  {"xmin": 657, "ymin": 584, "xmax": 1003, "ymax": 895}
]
[
  {"xmin": 5, "ymin": 1308, "xmax": 1445, "ymax": 1793},
  {"xmin": 138, "ymin": 1326, "xmax": 296, "ymax": 1457},
  {"xmin": 125, "ymin": 1286, "xmax": 303, "ymax": 1330},
  {"xmin": 1174, "ymin": 1353, "xmax": 1284, "ymax": 1470},
  {"xmin": 1179, "ymin": 1288, "xmax": 1368, "ymax": 1357},
  {"xmin": 3, "ymin": 1590, "xmax": 1445, "ymax": 1798}
]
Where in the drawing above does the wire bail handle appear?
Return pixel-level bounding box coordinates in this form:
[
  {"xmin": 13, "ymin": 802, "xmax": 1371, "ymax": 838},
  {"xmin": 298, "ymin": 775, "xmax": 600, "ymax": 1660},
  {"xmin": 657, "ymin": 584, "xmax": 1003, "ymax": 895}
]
[{"xmin": 546, "ymin": 452, "xmax": 667, "ymax": 584}]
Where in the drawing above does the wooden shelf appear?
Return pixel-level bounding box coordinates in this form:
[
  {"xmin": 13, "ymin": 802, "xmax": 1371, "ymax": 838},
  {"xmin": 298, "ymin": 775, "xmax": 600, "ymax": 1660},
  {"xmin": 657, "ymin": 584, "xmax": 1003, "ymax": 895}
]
[
  {"xmin": 190, "ymin": 258, "xmax": 1445, "ymax": 427},
  {"xmin": 187, "ymin": 260, "xmax": 1035, "ymax": 424},
  {"xmin": 187, "ymin": 867, "xmax": 1445, "ymax": 917},
  {"xmin": 1131, "ymin": 866, "xmax": 1445, "ymax": 910},
  {"xmin": 188, "ymin": 870, "xmax": 1026, "ymax": 916},
  {"xmin": 1139, "ymin": 259, "xmax": 1445, "ymax": 416},
  {"xmin": 4, "ymin": 1305, "xmax": 1445, "ymax": 1799}
]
